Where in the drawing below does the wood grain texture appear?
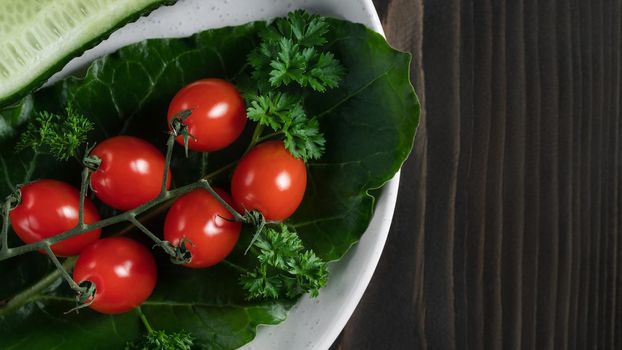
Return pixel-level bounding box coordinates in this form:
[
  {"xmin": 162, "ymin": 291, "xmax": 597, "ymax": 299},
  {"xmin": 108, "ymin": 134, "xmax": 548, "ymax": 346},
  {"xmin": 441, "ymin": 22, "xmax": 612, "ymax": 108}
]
[{"xmin": 331, "ymin": 0, "xmax": 622, "ymax": 349}]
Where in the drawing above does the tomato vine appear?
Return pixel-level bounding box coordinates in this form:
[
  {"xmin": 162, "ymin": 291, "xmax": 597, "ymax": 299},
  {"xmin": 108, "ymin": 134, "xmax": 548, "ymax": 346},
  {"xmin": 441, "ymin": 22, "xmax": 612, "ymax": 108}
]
[{"xmin": 0, "ymin": 111, "xmax": 265, "ymax": 299}]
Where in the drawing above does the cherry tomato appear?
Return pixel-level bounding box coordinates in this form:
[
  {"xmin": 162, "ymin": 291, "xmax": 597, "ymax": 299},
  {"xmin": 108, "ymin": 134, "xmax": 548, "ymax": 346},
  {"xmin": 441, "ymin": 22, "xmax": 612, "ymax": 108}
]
[
  {"xmin": 90, "ymin": 136, "xmax": 171, "ymax": 211},
  {"xmin": 73, "ymin": 237, "xmax": 157, "ymax": 314},
  {"xmin": 164, "ymin": 188, "xmax": 241, "ymax": 268},
  {"xmin": 167, "ymin": 79, "xmax": 247, "ymax": 152},
  {"xmin": 231, "ymin": 141, "xmax": 307, "ymax": 221},
  {"xmin": 9, "ymin": 179, "xmax": 101, "ymax": 257}
]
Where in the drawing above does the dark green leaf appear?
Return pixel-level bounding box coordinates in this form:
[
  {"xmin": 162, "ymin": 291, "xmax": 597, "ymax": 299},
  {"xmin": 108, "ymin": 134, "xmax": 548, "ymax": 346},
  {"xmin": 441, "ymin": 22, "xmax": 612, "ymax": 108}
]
[{"xmin": 0, "ymin": 17, "xmax": 418, "ymax": 350}]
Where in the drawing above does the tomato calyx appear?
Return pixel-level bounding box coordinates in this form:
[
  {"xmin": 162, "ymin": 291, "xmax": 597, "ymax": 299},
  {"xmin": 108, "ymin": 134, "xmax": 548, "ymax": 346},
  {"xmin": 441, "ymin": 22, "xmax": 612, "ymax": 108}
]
[
  {"xmin": 0, "ymin": 193, "xmax": 19, "ymax": 253},
  {"xmin": 200, "ymin": 185, "xmax": 273, "ymax": 242},
  {"xmin": 77, "ymin": 280, "xmax": 97, "ymax": 303},
  {"xmin": 169, "ymin": 237, "xmax": 193, "ymax": 265},
  {"xmin": 68, "ymin": 280, "xmax": 97, "ymax": 313},
  {"xmin": 82, "ymin": 154, "xmax": 102, "ymax": 172},
  {"xmin": 38, "ymin": 243, "xmax": 97, "ymax": 314},
  {"xmin": 240, "ymin": 209, "xmax": 268, "ymax": 254},
  {"xmin": 168, "ymin": 109, "xmax": 195, "ymax": 157},
  {"xmin": 4, "ymin": 191, "xmax": 20, "ymax": 211}
]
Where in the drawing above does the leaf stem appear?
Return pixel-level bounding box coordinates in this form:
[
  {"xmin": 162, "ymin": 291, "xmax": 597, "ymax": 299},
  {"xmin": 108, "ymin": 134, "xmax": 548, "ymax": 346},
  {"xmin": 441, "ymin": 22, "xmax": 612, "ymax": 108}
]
[
  {"xmin": 23, "ymin": 151, "xmax": 39, "ymax": 183},
  {"xmin": 247, "ymin": 123, "xmax": 265, "ymax": 152},
  {"xmin": 136, "ymin": 306, "xmax": 154, "ymax": 334},
  {"xmin": 255, "ymin": 131, "xmax": 283, "ymax": 144},
  {"xmin": 222, "ymin": 259, "xmax": 249, "ymax": 274},
  {"xmin": 202, "ymin": 161, "xmax": 237, "ymax": 181}
]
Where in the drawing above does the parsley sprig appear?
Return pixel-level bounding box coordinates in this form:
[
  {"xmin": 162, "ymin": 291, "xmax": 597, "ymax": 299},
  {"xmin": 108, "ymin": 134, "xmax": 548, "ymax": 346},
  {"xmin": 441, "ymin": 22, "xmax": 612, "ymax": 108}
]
[
  {"xmin": 126, "ymin": 307, "xmax": 194, "ymax": 350},
  {"xmin": 125, "ymin": 330, "xmax": 194, "ymax": 350},
  {"xmin": 241, "ymin": 224, "xmax": 328, "ymax": 300},
  {"xmin": 245, "ymin": 10, "xmax": 345, "ymax": 161},
  {"xmin": 16, "ymin": 104, "xmax": 94, "ymax": 161}
]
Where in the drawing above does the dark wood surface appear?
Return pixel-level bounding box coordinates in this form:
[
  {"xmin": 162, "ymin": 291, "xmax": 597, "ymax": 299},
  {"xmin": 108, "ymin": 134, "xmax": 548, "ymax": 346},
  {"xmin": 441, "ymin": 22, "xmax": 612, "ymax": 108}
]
[{"xmin": 331, "ymin": 0, "xmax": 622, "ymax": 349}]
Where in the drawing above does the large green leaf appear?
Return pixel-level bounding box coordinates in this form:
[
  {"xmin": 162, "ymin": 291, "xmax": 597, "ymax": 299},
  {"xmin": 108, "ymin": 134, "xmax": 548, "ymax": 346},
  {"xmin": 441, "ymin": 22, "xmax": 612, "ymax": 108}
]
[{"xmin": 0, "ymin": 17, "xmax": 418, "ymax": 349}]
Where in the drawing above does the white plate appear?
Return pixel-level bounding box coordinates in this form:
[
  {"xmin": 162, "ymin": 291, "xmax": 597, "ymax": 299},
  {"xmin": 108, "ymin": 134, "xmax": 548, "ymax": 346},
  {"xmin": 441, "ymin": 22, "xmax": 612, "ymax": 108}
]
[{"xmin": 49, "ymin": 1, "xmax": 397, "ymax": 349}]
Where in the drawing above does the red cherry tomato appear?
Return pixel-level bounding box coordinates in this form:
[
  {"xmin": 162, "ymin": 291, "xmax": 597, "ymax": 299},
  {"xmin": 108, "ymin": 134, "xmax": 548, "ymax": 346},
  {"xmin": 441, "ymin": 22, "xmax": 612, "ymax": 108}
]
[
  {"xmin": 73, "ymin": 237, "xmax": 157, "ymax": 314},
  {"xmin": 167, "ymin": 79, "xmax": 247, "ymax": 152},
  {"xmin": 9, "ymin": 179, "xmax": 101, "ymax": 257},
  {"xmin": 231, "ymin": 141, "xmax": 307, "ymax": 221},
  {"xmin": 164, "ymin": 188, "xmax": 241, "ymax": 268},
  {"xmin": 90, "ymin": 136, "xmax": 171, "ymax": 211}
]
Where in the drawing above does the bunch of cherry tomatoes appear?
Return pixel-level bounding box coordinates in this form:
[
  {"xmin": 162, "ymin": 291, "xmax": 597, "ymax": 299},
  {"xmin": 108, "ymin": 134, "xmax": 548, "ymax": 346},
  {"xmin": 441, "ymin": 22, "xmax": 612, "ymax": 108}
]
[{"xmin": 9, "ymin": 79, "xmax": 307, "ymax": 314}]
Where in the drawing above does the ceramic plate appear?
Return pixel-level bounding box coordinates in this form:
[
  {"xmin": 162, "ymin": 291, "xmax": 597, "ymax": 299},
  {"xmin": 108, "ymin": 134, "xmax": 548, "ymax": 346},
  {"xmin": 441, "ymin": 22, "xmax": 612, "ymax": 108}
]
[{"xmin": 48, "ymin": 1, "xmax": 397, "ymax": 349}]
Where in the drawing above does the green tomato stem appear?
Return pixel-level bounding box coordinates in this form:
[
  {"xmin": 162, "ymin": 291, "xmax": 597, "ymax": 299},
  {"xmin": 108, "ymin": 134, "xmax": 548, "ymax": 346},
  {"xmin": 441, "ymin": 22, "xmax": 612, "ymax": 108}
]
[
  {"xmin": 128, "ymin": 215, "xmax": 176, "ymax": 257},
  {"xmin": 0, "ymin": 179, "xmax": 220, "ymax": 260},
  {"xmin": 159, "ymin": 133, "xmax": 176, "ymax": 200},
  {"xmin": 199, "ymin": 180, "xmax": 247, "ymax": 222},
  {"xmin": 77, "ymin": 167, "xmax": 90, "ymax": 227},
  {"xmin": 1, "ymin": 199, "xmax": 10, "ymax": 254},
  {"xmin": 43, "ymin": 245, "xmax": 84, "ymax": 293},
  {"xmin": 200, "ymin": 153, "xmax": 209, "ymax": 177}
]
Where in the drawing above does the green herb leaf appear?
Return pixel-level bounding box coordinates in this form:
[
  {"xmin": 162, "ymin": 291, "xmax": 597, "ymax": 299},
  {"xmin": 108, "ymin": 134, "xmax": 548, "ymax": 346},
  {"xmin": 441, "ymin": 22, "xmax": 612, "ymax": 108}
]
[
  {"xmin": 268, "ymin": 9, "xmax": 330, "ymax": 47},
  {"xmin": 245, "ymin": 10, "xmax": 345, "ymax": 161},
  {"xmin": 246, "ymin": 92, "xmax": 325, "ymax": 160},
  {"xmin": 125, "ymin": 330, "xmax": 194, "ymax": 350},
  {"xmin": 305, "ymin": 52, "xmax": 345, "ymax": 92},
  {"xmin": 268, "ymin": 38, "xmax": 307, "ymax": 87},
  {"xmin": 284, "ymin": 115, "xmax": 325, "ymax": 160},
  {"xmin": 252, "ymin": 12, "xmax": 345, "ymax": 92},
  {"xmin": 246, "ymin": 92, "xmax": 302, "ymax": 130},
  {"xmin": 15, "ymin": 104, "xmax": 94, "ymax": 161},
  {"xmin": 241, "ymin": 225, "xmax": 328, "ymax": 300}
]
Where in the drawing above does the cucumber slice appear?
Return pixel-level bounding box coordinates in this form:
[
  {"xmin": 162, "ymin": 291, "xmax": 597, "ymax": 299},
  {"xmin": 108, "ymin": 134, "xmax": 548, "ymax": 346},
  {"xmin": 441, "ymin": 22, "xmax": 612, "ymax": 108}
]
[{"xmin": 0, "ymin": 0, "xmax": 172, "ymax": 106}]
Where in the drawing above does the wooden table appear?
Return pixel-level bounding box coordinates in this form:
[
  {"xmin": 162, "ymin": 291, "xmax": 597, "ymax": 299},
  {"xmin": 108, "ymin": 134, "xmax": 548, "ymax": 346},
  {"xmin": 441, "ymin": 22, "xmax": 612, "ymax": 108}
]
[{"xmin": 332, "ymin": 0, "xmax": 622, "ymax": 349}]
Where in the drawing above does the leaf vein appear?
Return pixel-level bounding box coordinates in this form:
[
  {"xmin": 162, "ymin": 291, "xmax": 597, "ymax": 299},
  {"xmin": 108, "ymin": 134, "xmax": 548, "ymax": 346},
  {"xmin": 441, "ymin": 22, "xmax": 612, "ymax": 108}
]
[{"xmin": 315, "ymin": 67, "xmax": 395, "ymax": 119}]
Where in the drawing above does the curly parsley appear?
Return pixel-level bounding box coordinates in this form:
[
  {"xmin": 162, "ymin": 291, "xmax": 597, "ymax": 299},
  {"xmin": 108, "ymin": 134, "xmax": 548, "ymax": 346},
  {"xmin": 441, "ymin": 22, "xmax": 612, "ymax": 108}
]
[
  {"xmin": 241, "ymin": 224, "xmax": 328, "ymax": 300},
  {"xmin": 245, "ymin": 10, "xmax": 345, "ymax": 161}
]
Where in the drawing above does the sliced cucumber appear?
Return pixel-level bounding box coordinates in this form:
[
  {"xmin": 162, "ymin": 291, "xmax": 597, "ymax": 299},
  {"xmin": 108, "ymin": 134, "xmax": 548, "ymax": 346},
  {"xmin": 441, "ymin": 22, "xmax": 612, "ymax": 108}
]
[{"xmin": 0, "ymin": 0, "xmax": 172, "ymax": 106}]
